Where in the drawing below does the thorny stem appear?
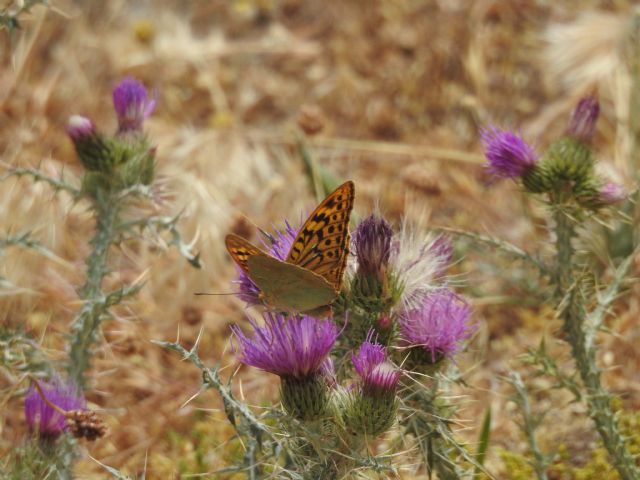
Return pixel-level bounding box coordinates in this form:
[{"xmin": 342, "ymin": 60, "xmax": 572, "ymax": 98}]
[
  {"xmin": 510, "ymin": 373, "xmax": 549, "ymax": 480},
  {"xmin": 399, "ymin": 379, "xmax": 481, "ymax": 479},
  {"xmin": 3, "ymin": 167, "xmax": 80, "ymax": 197},
  {"xmin": 67, "ymin": 193, "xmax": 120, "ymax": 387},
  {"xmin": 553, "ymin": 208, "xmax": 640, "ymax": 480}
]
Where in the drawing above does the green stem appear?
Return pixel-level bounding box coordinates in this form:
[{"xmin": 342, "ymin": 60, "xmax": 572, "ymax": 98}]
[
  {"xmin": 511, "ymin": 373, "xmax": 548, "ymax": 480},
  {"xmin": 554, "ymin": 208, "xmax": 639, "ymax": 480},
  {"xmin": 67, "ymin": 194, "xmax": 120, "ymax": 387}
]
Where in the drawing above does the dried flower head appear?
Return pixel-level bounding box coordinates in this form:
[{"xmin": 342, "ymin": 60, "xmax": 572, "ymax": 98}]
[
  {"xmin": 481, "ymin": 126, "xmax": 538, "ymax": 179},
  {"xmin": 399, "ymin": 289, "xmax": 475, "ymax": 363},
  {"xmin": 391, "ymin": 220, "xmax": 444, "ymax": 310},
  {"xmin": 353, "ymin": 214, "xmax": 393, "ymax": 280},
  {"xmin": 65, "ymin": 409, "xmax": 108, "ymax": 441},
  {"xmin": 567, "ymin": 96, "xmax": 600, "ymax": 143},
  {"xmin": 24, "ymin": 377, "xmax": 85, "ymax": 439},
  {"xmin": 231, "ymin": 313, "xmax": 339, "ymax": 379},
  {"xmin": 112, "ymin": 77, "xmax": 156, "ymax": 133}
]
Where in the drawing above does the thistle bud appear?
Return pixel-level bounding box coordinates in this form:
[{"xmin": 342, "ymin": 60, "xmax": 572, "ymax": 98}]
[
  {"xmin": 567, "ymin": 96, "xmax": 599, "ymax": 144},
  {"xmin": 598, "ymin": 181, "xmax": 626, "ymax": 205},
  {"xmin": 352, "ymin": 215, "xmax": 395, "ymax": 310},
  {"xmin": 343, "ymin": 337, "xmax": 400, "ymax": 437},
  {"xmin": 578, "ymin": 180, "xmax": 627, "ymax": 210},
  {"xmin": 67, "ymin": 115, "xmax": 112, "ymax": 172},
  {"xmin": 354, "ymin": 214, "xmax": 393, "ymax": 279}
]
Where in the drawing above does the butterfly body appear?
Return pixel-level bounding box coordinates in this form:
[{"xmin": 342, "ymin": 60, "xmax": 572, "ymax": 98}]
[{"xmin": 225, "ymin": 181, "xmax": 355, "ymax": 315}]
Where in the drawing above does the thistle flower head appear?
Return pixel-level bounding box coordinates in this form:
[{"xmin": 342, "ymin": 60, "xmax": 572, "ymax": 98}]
[
  {"xmin": 66, "ymin": 115, "xmax": 96, "ymax": 141},
  {"xmin": 24, "ymin": 377, "xmax": 86, "ymax": 439},
  {"xmin": 231, "ymin": 313, "xmax": 339, "ymax": 379},
  {"xmin": 399, "ymin": 289, "xmax": 475, "ymax": 363},
  {"xmin": 353, "ymin": 214, "xmax": 393, "ymax": 279},
  {"xmin": 598, "ymin": 181, "xmax": 626, "ymax": 205},
  {"xmin": 567, "ymin": 96, "xmax": 599, "ymax": 143},
  {"xmin": 344, "ymin": 337, "xmax": 399, "ymax": 437},
  {"xmin": 481, "ymin": 126, "xmax": 538, "ymax": 179},
  {"xmin": 112, "ymin": 77, "xmax": 156, "ymax": 133},
  {"xmin": 352, "ymin": 333, "xmax": 400, "ymax": 394}
]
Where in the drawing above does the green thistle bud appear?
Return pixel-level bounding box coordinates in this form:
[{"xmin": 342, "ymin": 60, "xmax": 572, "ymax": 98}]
[
  {"xmin": 537, "ymin": 138, "xmax": 595, "ymax": 200},
  {"xmin": 343, "ymin": 388, "xmax": 398, "ymax": 437},
  {"xmin": 342, "ymin": 339, "xmax": 400, "ymax": 437}
]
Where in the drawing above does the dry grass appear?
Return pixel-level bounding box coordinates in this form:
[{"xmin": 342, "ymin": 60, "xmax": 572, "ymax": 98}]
[{"xmin": 1, "ymin": 0, "xmax": 640, "ymax": 478}]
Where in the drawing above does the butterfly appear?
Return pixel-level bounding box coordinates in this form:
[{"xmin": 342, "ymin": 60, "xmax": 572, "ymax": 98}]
[{"xmin": 225, "ymin": 181, "xmax": 355, "ymax": 316}]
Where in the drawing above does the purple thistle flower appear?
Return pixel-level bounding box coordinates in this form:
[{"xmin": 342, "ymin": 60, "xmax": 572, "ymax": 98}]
[
  {"xmin": 352, "ymin": 334, "xmax": 400, "ymax": 394},
  {"xmin": 231, "ymin": 313, "xmax": 339, "ymax": 379},
  {"xmin": 399, "ymin": 289, "xmax": 475, "ymax": 363},
  {"xmin": 481, "ymin": 126, "xmax": 538, "ymax": 180},
  {"xmin": 112, "ymin": 77, "xmax": 156, "ymax": 133},
  {"xmin": 263, "ymin": 220, "xmax": 298, "ymax": 261},
  {"xmin": 567, "ymin": 96, "xmax": 599, "ymax": 143},
  {"xmin": 66, "ymin": 115, "xmax": 96, "ymax": 142},
  {"xmin": 353, "ymin": 214, "xmax": 393, "ymax": 279},
  {"xmin": 233, "ymin": 220, "xmax": 299, "ymax": 306},
  {"xmin": 364, "ymin": 362, "xmax": 401, "ymax": 393},
  {"xmin": 352, "ymin": 336, "xmax": 386, "ymax": 378},
  {"xmin": 24, "ymin": 378, "xmax": 86, "ymax": 439},
  {"xmin": 599, "ymin": 181, "xmax": 626, "ymax": 205}
]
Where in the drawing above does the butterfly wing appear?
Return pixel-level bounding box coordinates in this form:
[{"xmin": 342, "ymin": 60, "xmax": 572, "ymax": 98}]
[
  {"xmin": 225, "ymin": 233, "xmax": 270, "ymax": 273},
  {"xmin": 248, "ymin": 255, "xmax": 337, "ymax": 313},
  {"xmin": 286, "ymin": 181, "xmax": 355, "ymax": 291}
]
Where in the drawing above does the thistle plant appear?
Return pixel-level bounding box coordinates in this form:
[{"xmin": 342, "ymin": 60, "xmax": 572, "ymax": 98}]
[
  {"xmin": 161, "ymin": 209, "xmax": 481, "ymax": 477},
  {"xmin": 2, "ymin": 77, "xmax": 198, "ymax": 477},
  {"xmin": 480, "ymin": 96, "xmax": 639, "ymax": 480},
  {"xmin": 59, "ymin": 78, "xmax": 198, "ymax": 387}
]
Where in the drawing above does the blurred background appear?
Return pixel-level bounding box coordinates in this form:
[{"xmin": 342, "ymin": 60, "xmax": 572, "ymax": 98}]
[{"xmin": 1, "ymin": 0, "xmax": 640, "ymax": 478}]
